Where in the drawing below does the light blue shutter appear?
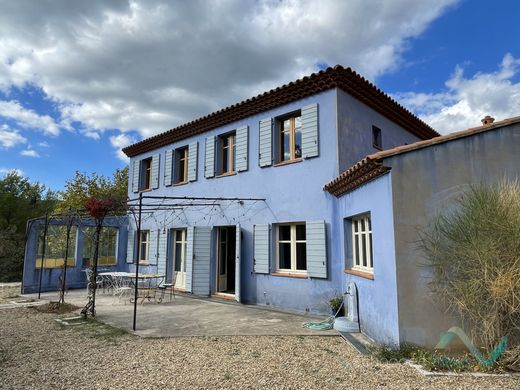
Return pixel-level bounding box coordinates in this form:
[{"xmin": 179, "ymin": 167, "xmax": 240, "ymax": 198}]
[
  {"xmin": 259, "ymin": 118, "xmax": 272, "ymax": 167},
  {"xmin": 185, "ymin": 227, "xmax": 194, "ymax": 293},
  {"xmin": 132, "ymin": 160, "xmax": 139, "ymax": 193},
  {"xmin": 192, "ymin": 226, "xmax": 211, "ymax": 295},
  {"xmin": 254, "ymin": 224, "xmax": 270, "ymax": 274},
  {"xmin": 151, "ymin": 154, "xmax": 160, "ymax": 189},
  {"xmin": 235, "ymin": 126, "xmax": 248, "ymax": 172},
  {"xmin": 149, "ymin": 229, "xmax": 158, "ymax": 265},
  {"xmin": 205, "ymin": 136, "xmax": 215, "ymax": 178},
  {"xmin": 301, "ymin": 103, "xmax": 319, "ymax": 158},
  {"xmin": 157, "ymin": 229, "xmax": 167, "ymax": 278},
  {"xmin": 188, "ymin": 142, "xmax": 198, "ymax": 181},
  {"xmin": 235, "ymin": 224, "xmax": 241, "ymax": 302},
  {"xmin": 306, "ymin": 220, "xmax": 327, "ymax": 278},
  {"xmin": 126, "ymin": 230, "xmax": 135, "ymax": 263},
  {"xmin": 164, "ymin": 150, "xmax": 173, "ymax": 187}
]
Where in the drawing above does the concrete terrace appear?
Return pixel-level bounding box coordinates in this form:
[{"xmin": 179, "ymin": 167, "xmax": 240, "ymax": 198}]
[{"xmin": 20, "ymin": 289, "xmax": 336, "ymax": 337}]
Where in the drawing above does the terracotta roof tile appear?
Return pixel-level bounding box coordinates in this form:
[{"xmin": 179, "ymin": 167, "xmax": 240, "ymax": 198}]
[
  {"xmin": 123, "ymin": 65, "xmax": 438, "ymax": 157},
  {"xmin": 324, "ymin": 115, "xmax": 520, "ymax": 197}
]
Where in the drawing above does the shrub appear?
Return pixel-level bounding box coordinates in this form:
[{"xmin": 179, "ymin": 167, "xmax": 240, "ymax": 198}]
[
  {"xmin": 420, "ymin": 180, "xmax": 520, "ymax": 370},
  {"xmin": 411, "ymin": 349, "xmax": 473, "ymax": 372},
  {"xmin": 371, "ymin": 343, "xmax": 420, "ymax": 363}
]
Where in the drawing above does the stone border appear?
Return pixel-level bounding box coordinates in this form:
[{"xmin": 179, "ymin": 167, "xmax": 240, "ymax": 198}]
[{"xmin": 405, "ymin": 360, "xmax": 520, "ymax": 377}]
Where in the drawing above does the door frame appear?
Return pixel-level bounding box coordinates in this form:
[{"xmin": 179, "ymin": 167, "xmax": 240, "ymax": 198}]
[{"xmin": 215, "ymin": 225, "xmax": 235, "ymax": 295}]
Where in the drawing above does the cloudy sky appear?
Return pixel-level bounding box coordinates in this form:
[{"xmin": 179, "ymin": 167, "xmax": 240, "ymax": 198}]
[{"xmin": 0, "ymin": 0, "xmax": 518, "ymax": 189}]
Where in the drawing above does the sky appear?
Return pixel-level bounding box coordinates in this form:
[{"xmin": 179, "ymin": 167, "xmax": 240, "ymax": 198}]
[{"xmin": 0, "ymin": 0, "xmax": 519, "ymax": 190}]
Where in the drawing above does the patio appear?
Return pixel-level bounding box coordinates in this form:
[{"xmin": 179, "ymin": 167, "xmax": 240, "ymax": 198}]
[{"xmin": 22, "ymin": 289, "xmax": 336, "ymax": 337}]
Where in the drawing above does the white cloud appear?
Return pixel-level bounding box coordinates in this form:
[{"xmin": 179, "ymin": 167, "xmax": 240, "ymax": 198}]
[
  {"xmin": 0, "ymin": 124, "xmax": 27, "ymax": 148},
  {"xmin": 38, "ymin": 141, "xmax": 50, "ymax": 147},
  {"xmin": 0, "ymin": 100, "xmax": 60, "ymax": 135},
  {"xmin": 0, "ymin": 0, "xmax": 458, "ymax": 152},
  {"xmin": 395, "ymin": 54, "xmax": 520, "ymax": 133},
  {"xmin": 20, "ymin": 148, "xmax": 40, "ymax": 158},
  {"xmin": 109, "ymin": 132, "xmax": 136, "ymax": 162},
  {"xmin": 0, "ymin": 167, "xmax": 24, "ymax": 177}
]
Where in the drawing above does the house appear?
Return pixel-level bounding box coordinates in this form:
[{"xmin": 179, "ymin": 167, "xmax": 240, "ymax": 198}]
[
  {"xmin": 121, "ymin": 65, "xmax": 437, "ymax": 319},
  {"xmin": 324, "ymin": 115, "xmax": 520, "ymax": 347}
]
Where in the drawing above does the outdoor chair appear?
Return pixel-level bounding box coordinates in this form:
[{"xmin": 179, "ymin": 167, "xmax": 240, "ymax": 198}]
[
  {"xmin": 157, "ymin": 272, "xmax": 177, "ymax": 302},
  {"xmin": 84, "ymin": 269, "xmax": 103, "ymax": 294}
]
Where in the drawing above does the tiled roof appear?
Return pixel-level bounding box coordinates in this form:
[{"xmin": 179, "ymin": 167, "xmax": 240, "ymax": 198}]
[
  {"xmin": 324, "ymin": 115, "xmax": 520, "ymax": 197},
  {"xmin": 122, "ymin": 65, "xmax": 439, "ymax": 157}
]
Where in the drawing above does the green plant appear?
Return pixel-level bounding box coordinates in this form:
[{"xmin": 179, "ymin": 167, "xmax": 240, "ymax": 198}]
[
  {"xmin": 371, "ymin": 343, "xmax": 420, "ymax": 363},
  {"xmin": 411, "ymin": 349, "xmax": 474, "ymax": 372},
  {"xmin": 420, "ymin": 180, "xmax": 520, "ymax": 370},
  {"xmin": 328, "ymin": 295, "xmax": 343, "ymax": 311}
]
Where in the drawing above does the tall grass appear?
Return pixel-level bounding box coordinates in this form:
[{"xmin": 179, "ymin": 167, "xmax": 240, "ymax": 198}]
[{"xmin": 420, "ymin": 180, "xmax": 520, "ymax": 369}]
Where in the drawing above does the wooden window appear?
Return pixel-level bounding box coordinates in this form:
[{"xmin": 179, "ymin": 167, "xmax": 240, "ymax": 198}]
[
  {"xmin": 277, "ymin": 113, "xmax": 302, "ymax": 163},
  {"xmin": 219, "ymin": 132, "xmax": 236, "ymax": 175},
  {"xmin": 138, "ymin": 230, "xmax": 150, "ymax": 263},
  {"xmin": 372, "ymin": 126, "xmax": 382, "ymax": 150},
  {"xmin": 175, "ymin": 147, "xmax": 189, "ymax": 184},
  {"xmin": 82, "ymin": 227, "xmax": 118, "ymax": 267},
  {"xmin": 352, "ymin": 215, "xmax": 373, "ymax": 272},
  {"xmin": 36, "ymin": 225, "xmax": 77, "ymax": 268},
  {"xmin": 276, "ymin": 223, "xmax": 306, "ymax": 273},
  {"xmin": 140, "ymin": 157, "xmax": 152, "ymax": 191}
]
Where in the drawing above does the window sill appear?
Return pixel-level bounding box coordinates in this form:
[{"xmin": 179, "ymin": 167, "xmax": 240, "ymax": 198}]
[
  {"xmin": 273, "ymin": 158, "xmax": 302, "ymax": 167},
  {"xmin": 174, "ymin": 181, "xmax": 188, "ymax": 186},
  {"xmin": 344, "ymin": 268, "xmax": 374, "ymax": 280},
  {"xmin": 271, "ymin": 272, "xmax": 307, "ymax": 279},
  {"xmin": 139, "ymin": 188, "xmax": 152, "ymax": 193},
  {"xmin": 215, "ymin": 171, "xmax": 237, "ymax": 178},
  {"xmin": 372, "ymin": 144, "xmax": 383, "ymax": 151}
]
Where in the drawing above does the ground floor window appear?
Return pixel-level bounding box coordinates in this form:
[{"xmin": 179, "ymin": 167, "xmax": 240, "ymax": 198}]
[
  {"xmin": 139, "ymin": 230, "xmax": 150, "ymax": 263},
  {"xmin": 82, "ymin": 227, "xmax": 118, "ymax": 267},
  {"xmin": 36, "ymin": 225, "xmax": 77, "ymax": 268},
  {"xmin": 351, "ymin": 214, "xmax": 373, "ymax": 272},
  {"xmin": 276, "ymin": 223, "xmax": 306, "ymax": 273}
]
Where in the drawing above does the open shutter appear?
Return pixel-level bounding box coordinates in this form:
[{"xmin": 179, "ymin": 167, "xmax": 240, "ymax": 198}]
[
  {"xmin": 306, "ymin": 220, "xmax": 327, "ymax": 278},
  {"xmin": 149, "ymin": 229, "xmax": 158, "ymax": 265},
  {"xmin": 301, "ymin": 103, "xmax": 319, "ymax": 158},
  {"xmin": 151, "ymin": 154, "xmax": 160, "ymax": 189},
  {"xmin": 185, "ymin": 227, "xmax": 194, "ymax": 293},
  {"xmin": 156, "ymin": 229, "xmax": 167, "ymax": 277},
  {"xmin": 192, "ymin": 226, "xmax": 211, "ymax": 295},
  {"xmin": 235, "ymin": 126, "xmax": 249, "ymax": 172},
  {"xmin": 126, "ymin": 230, "xmax": 135, "ymax": 263},
  {"xmin": 205, "ymin": 136, "xmax": 215, "ymax": 178},
  {"xmin": 259, "ymin": 118, "xmax": 272, "ymax": 167},
  {"xmin": 132, "ymin": 160, "xmax": 139, "ymax": 193},
  {"xmin": 188, "ymin": 142, "xmax": 198, "ymax": 181},
  {"xmin": 235, "ymin": 224, "xmax": 241, "ymax": 302},
  {"xmin": 254, "ymin": 224, "xmax": 270, "ymax": 274},
  {"xmin": 164, "ymin": 150, "xmax": 173, "ymax": 187}
]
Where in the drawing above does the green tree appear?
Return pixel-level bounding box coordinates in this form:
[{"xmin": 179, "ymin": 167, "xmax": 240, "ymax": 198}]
[
  {"xmin": 57, "ymin": 167, "xmax": 128, "ymax": 213},
  {"xmin": 0, "ymin": 171, "xmax": 57, "ymax": 282}
]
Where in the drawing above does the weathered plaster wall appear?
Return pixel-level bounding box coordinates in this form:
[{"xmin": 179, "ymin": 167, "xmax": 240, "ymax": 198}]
[
  {"xmin": 336, "ymin": 89, "xmax": 422, "ymax": 173},
  {"xmin": 388, "ymin": 123, "xmax": 520, "ymax": 347},
  {"xmin": 22, "ymin": 217, "xmax": 129, "ymax": 294},
  {"xmin": 334, "ymin": 173, "xmax": 400, "ymax": 345}
]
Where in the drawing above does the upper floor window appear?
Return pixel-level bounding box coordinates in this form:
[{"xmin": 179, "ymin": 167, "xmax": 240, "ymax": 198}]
[
  {"xmin": 276, "ymin": 223, "xmax": 306, "ymax": 273},
  {"xmin": 372, "ymin": 126, "xmax": 382, "ymax": 150},
  {"xmin": 175, "ymin": 146, "xmax": 189, "ymax": 184},
  {"xmin": 140, "ymin": 157, "xmax": 152, "ymax": 191},
  {"xmin": 277, "ymin": 113, "xmax": 302, "ymax": 163},
  {"xmin": 218, "ymin": 132, "xmax": 236, "ymax": 175},
  {"xmin": 139, "ymin": 230, "xmax": 150, "ymax": 263},
  {"xmin": 351, "ymin": 215, "xmax": 373, "ymax": 272}
]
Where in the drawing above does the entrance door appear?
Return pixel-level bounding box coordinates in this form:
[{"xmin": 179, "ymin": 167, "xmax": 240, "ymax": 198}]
[
  {"xmin": 172, "ymin": 228, "xmax": 187, "ymax": 289},
  {"xmin": 216, "ymin": 226, "xmax": 236, "ymax": 294}
]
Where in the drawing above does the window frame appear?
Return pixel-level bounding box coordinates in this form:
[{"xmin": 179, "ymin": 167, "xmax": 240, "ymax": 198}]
[
  {"xmin": 351, "ymin": 214, "xmax": 373, "ymax": 273},
  {"xmin": 138, "ymin": 230, "xmax": 150, "ymax": 264},
  {"xmin": 140, "ymin": 157, "xmax": 152, "ymax": 191},
  {"xmin": 82, "ymin": 227, "xmax": 118, "ymax": 267},
  {"xmin": 175, "ymin": 146, "xmax": 189, "ymax": 184},
  {"xmin": 275, "ymin": 111, "xmax": 302, "ymax": 164},
  {"xmin": 275, "ymin": 222, "xmax": 307, "ymax": 275},
  {"xmin": 218, "ymin": 131, "xmax": 236, "ymax": 175},
  {"xmin": 172, "ymin": 228, "xmax": 187, "ymax": 273},
  {"xmin": 372, "ymin": 126, "xmax": 382, "ymax": 150}
]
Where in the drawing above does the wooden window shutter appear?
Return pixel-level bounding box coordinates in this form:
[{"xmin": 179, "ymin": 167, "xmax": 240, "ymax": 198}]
[
  {"xmin": 258, "ymin": 118, "xmax": 273, "ymax": 167},
  {"xmin": 126, "ymin": 229, "xmax": 135, "ymax": 264},
  {"xmin": 301, "ymin": 103, "xmax": 319, "ymax": 159},
  {"xmin": 235, "ymin": 224, "xmax": 241, "ymax": 302},
  {"xmin": 156, "ymin": 229, "xmax": 167, "ymax": 277},
  {"xmin": 188, "ymin": 142, "xmax": 198, "ymax": 182},
  {"xmin": 132, "ymin": 160, "xmax": 140, "ymax": 193},
  {"xmin": 306, "ymin": 220, "xmax": 327, "ymax": 278},
  {"xmin": 204, "ymin": 136, "xmax": 216, "ymax": 178},
  {"xmin": 151, "ymin": 154, "xmax": 160, "ymax": 189},
  {"xmin": 185, "ymin": 227, "xmax": 194, "ymax": 293},
  {"xmin": 164, "ymin": 150, "xmax": 173, "ymax": 187},
  {"xmin": 253, "ymin": 224, "xmax": 270, "ymax": 274},
  {"xmin": 149, "ymin": 229, "xmax": 158, "ymax": 265},
  {"xmin": 235, "ymin": 126, "xmax": 249, "ymax": 172},
  {"xmin": 192, "ymin": 226, "xmax": 211, "ymax": 295}
]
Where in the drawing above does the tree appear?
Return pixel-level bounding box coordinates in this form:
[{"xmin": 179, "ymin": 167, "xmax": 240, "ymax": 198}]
[
  {"xmin": 0, "ymin": 171, "xmax": 58, "ymax": 282},
  {"xmin": 57, "ymin": 167, "xmax": 128, "ymax": 213}
]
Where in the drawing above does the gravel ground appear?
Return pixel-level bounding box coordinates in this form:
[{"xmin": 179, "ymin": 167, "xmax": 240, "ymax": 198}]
[
  {"xmin": 0, "ymin": 308, "xmax": 519, "ymax": 389},
  {"xmin": 0, "ymin": 285, "xmax": 20, "ymax": 304}
]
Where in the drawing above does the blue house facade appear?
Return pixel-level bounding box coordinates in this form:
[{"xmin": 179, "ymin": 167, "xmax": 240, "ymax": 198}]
[{"xmin": 122, "ymin": 66, "xmax": 437, "ymax": 318}]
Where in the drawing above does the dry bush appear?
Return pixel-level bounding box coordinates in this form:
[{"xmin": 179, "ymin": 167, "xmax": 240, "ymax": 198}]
[{"xmin": 421, "ymin": 180, "xmax": 520, "ymax": 370}]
